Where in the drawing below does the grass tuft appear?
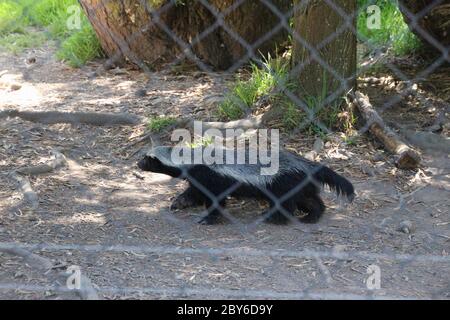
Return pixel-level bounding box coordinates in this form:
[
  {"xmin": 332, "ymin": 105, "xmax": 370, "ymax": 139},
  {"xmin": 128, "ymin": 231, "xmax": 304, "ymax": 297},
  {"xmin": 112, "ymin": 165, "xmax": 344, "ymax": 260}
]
[
  {"xmin": 56, "ymin": 24, "xmax": 103, "ymax": 67},
  {"xmin": 0, "ymin": 32, "xmax": 47, "ymax": 54},
  {"xmin": 218, "ymin": 54, "xmax": 292, "ymax": 121},
  {"xmin": 0, "ymin": 1, "xmax": 28, "ymax": 34},
  {"xmin": 357, "ymin": 0, "xmax": 422, "ymax": 55},
  {"xmin": 147, "ymin": 116, "xmax": 177, "ymax": 132},
  {"xmin": 0, "ymin": 0, "xmax": 102, "ymax": 65}
]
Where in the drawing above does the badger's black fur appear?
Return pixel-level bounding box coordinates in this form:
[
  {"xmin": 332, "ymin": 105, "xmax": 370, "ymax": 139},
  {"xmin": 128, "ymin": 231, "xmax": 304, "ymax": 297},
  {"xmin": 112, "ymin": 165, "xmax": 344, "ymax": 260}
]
[{"xmin": 138, "ymin": 146, "xmax": 355, "ymax": 225}]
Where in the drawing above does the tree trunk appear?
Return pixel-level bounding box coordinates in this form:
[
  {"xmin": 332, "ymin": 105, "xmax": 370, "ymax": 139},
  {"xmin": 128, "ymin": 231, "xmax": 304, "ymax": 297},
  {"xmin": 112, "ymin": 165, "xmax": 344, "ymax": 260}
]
[
  {"xmin": 398, "ymin": 0, "xmax": 450, "ymax": 51},
  {"xmin": 78, "ymin": 0, "xmax": 291, "ymax": 71},
  {"xmin": 291, "ymin": 0, "xmax": 357, "ymax": 99}
]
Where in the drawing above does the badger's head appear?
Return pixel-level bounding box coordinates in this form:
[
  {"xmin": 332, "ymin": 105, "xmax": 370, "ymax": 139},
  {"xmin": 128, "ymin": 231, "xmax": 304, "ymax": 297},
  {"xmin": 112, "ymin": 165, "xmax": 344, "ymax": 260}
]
[
  {"xmin": 137, "ymin": 146, "xmax": 183, "ymax": 177},
  {"xmin": 137, "ymin": 154, "xmax": 163, "ymax": 173}
]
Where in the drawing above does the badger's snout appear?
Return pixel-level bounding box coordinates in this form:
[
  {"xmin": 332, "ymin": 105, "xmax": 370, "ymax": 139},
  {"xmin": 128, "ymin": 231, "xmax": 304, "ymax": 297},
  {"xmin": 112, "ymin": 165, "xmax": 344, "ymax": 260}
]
[{"xmin": 137, "ymin": 157, "xmax": 148, "ymax": 171}]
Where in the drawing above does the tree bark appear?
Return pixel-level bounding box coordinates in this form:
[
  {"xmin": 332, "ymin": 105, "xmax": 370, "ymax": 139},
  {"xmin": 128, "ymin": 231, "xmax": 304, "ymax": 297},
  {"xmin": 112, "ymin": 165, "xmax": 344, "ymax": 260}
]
[
  {"xmin": 398, "ymin": 0, "xmax": 450, "ymax": 51},
  {"xmin": 291, "ymin": 0, "xmax": 357, "ymax": 99},
  {"xmin": 78, "ymin": 0, "xmax": 291, "ymax": 71}
]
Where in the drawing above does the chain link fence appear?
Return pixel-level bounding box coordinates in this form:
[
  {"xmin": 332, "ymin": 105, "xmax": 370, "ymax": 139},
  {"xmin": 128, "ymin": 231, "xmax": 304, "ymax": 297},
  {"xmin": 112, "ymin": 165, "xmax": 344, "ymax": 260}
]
[{"xmin": 0, "ymin": 0, "xmax": 449, "ymax": 299}]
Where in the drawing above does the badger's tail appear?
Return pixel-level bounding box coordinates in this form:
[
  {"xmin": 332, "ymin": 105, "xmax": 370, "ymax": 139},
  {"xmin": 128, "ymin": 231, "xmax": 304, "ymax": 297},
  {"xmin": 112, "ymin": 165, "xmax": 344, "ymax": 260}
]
[{"xmin": 313, "ymin": 166, "xmax": 355, "ymax": 201}]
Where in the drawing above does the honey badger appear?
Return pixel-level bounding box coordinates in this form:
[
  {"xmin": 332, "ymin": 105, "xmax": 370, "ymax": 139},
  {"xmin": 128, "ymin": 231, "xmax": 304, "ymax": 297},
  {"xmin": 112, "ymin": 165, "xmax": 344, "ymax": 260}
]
[{"xmin": 138, "ymin": 146, "xmax": 355, "ymax": 225}]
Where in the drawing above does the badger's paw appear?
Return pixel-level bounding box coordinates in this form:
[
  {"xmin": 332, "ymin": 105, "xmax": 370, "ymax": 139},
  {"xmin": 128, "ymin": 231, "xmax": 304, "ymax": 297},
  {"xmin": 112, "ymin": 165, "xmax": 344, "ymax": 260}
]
[
  {"xmin": 298, "ymin": 213, "xmax": 321, "ymax": 224},
  {"xmin": 197, "ymin": 214, "xmax": 221, "ymax": 225},
  {"xmin": 170, "ymin": 193, "xmax": 199, "ymax": 211},
  {"xmin": 263, "ymin": 211, "xmax": 290, "ymax": 225}
]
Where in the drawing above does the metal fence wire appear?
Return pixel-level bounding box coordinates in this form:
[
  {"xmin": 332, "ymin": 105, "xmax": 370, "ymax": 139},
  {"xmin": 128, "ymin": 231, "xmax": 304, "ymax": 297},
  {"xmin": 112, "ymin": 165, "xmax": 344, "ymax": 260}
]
[{"xmin": 0, "ymin": 0, "xmax": 449, "ymax": 300}]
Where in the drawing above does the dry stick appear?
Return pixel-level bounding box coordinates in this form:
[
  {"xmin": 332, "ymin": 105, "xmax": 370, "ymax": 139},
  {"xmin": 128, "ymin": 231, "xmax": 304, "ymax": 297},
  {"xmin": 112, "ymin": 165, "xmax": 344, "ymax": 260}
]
[
  {"xmin": 10, "ymin": 172, "xmax": 39, "ymax": 210},
  {"xmin": 127, "ymin": 95, "xmax": 269, "ymax": 158},
  {"xmin": 126, "ymin": 116, "xmax": 265, "ymax": 158},
  {"xmin": 170, "ymin": 115, "xmax": 264, "ymax": 135},
  {"xmin": 6, "ymin": 153, "xmax": 98, "ymax": 299},
  {"xmin": 353, "ymin": 91, "xmax": 421, "ymax": 169},
  {"xmin": 17, "ymin": 150, "xmax": 67, "ymax": 175},
  {"xmin": 0, "ymin": 247, "xmax": 100, "ymax": 300},
  {"xmin": 0, "ymin": 109, "xmax": 142, "ymax": 126},
  {"xmin": 10, "ymin": 151, "xmax": 68, "ymax": 211},
  {"xmin": 199, "ymin": 116, "xmax": 264, "ymax": 131}
]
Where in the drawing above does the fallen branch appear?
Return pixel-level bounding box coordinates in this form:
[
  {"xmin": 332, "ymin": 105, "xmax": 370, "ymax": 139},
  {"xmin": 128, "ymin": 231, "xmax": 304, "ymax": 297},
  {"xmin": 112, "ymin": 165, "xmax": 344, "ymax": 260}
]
[
  {"xmin": 353, "ymin": 91, "xmax": 421, "ymax": 169},
  {"xmin": 168, "ymin": 115, "xmax": 264, "ymax": 135},
  {"xmin": 199, "ymin": 116, "xmax": 264, "ymax": 131},
  {"xmin": 0, "ymin": 109, "xmax": 142, "ymax": 126},
  {"xmin": 17, "ymin": 150, "xmax": 67, "ymax": 175},
  {"xmin": 10, "ymin": 172, "xmax": 39, "ymax": 210},
  {"xmin": 1, "ymin": 247, "xmax": 53, "ymax": 271},
  {"xmin": 0, "ymin": 247, "xmax": 100, "ymax": 300}
]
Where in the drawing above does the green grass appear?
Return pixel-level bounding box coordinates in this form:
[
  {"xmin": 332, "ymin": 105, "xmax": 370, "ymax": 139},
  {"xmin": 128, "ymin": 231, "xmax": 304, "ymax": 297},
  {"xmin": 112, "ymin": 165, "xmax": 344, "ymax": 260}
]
[
  {"xmin": 147, "ymin": 116, "xmax": 177, "ymax": 132},
  {"xmin": 217, "ymin": 54, "xmax": 292, "ymax": 121},
  {"xmin": 218, "ymin": 54, "xmax": 356, "ymax": 134},
  {"xmin": 0, "ymin": 32, "xmax": 47, "ymax": 54},
  {"xmin": 0, "ymin": 0, "xmax": 102, "ymax": 65},
  {"xmin": 0, "ymin": 1, "xmax": 28, "ymax": 34},
  {"xmin": 218, "ymin": 1, "xmax": 417, "ymax": 132},
  {"xmin": 187, "ymin": 136, "xmax": 214, "ymax": 148},
  {"xmin": 357, "ymin": 0, "xmax": 422, "ymax": 55},
  {"xmin": 57, "ymin": 24, "xmax": 103, "ymax": 67},
  {"xmin": 281, "ymin": 101, "xmax": 304, "ymax": 132},
  {"xmin": 302, "ymin": 96, "xmax": 355, "ymax": 135}
]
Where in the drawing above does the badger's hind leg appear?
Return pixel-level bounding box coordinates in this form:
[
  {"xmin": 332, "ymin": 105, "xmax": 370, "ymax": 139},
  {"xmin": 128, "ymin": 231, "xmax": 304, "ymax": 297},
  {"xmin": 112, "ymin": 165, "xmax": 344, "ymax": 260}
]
[
  {"xmin": 263, "ymin": 200, "xmax": 296, "ymax": 225},
  {"xmin": 170, "ymin": 186, "xmax": 204, "ymax": 211},
  {"xmin": 198, "ymin": 198, "xmax": 226, "ymax": 225},
  {"xmin": 297, "ymin": 194, "xmax": 325, "ymax": 224}
]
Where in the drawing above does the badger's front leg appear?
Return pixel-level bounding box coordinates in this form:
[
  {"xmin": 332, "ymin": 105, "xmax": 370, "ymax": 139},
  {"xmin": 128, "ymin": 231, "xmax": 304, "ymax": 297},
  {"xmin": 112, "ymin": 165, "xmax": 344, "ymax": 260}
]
[
  {"xmin": 170, "ymin": 186, "xmax": 204, "ymax": 211},
  {"xmin": 198, "ymin": 198, "xmax": 226, "ymax": 225}
]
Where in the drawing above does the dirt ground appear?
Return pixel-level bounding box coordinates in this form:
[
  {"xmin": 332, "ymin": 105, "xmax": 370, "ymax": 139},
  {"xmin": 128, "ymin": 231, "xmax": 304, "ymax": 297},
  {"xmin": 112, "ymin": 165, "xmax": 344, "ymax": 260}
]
[{"xmin": 0, "ymin": 42, "xmax": 449, "ymax": 300}]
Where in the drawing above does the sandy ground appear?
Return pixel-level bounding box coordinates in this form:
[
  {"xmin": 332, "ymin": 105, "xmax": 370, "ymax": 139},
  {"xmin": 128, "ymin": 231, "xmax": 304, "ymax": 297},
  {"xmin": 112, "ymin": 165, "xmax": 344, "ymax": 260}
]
[{"xmin": 0, "ymin": 42, "xmax": 449, "ymax": 300}]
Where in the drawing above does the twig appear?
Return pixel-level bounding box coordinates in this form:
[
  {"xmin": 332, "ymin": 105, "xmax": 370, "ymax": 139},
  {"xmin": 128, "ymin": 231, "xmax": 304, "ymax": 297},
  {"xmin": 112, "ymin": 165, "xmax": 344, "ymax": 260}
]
[
  {"xmin": 0, "ymin": 247, "xmax": 101, "ymax": 300},
  {"xmin": 17, "ymin": 150, "xmax": 67, "ymax": 175},
  {"xmin": 10, "ymin": 172, "xmax": 39, "ymax": 210},
  {"xmin": 0, "ymin": 109, "xmax": 142, "ymax": 126}
]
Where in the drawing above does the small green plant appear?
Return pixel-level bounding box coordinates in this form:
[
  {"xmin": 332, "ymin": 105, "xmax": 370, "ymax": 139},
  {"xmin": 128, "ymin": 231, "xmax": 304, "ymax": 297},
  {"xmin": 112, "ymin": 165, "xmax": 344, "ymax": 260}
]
[
  {"xmin": 147, "ymin": 116, "xmax": 177, "ymax": 132},
  {"xmin": 217, "ymin": 54, "xmax": 292, "ymax": 121},
  {"xmin": 297, "ymin": 70, "xmax": 356, "ymax": 135},
  {"xmin": 187, "ymin": 136, "xmax": 214, "ymax": 148},
  {"xmin": 57, "ymin": 24, "xmax": 103, "ymax": 67},
  {"xmin": 301, "ymin": 96, "xmax": 356, "ymax": 135},
  {"xmin": 0, "ymin": 0, "xmax": 102, "ymax": 66},
  {"xmin": 357, "ymin": 0, "xmax": 422, "ymax": 55},
  {"xmin": 0, "ymin": 1, "xmax": 27, "ymax": 34},
  {"xmin": 0, "ymin": 32, "xmax": 47, "ymax": 54},
  {"xmin": 282, "ymin": 102, "xmax": 304, "ymax": 131},
  {"xmin": 217, "ymin": 97, "xmax": 247, "ymax": 121}
]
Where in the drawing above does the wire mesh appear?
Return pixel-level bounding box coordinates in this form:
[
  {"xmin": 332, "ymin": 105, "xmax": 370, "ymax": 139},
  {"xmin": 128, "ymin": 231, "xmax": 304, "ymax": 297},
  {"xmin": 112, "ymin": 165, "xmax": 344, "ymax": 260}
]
[{"xmin": 0, "ymin": 0, "xmax": 449, "ymax": 300}]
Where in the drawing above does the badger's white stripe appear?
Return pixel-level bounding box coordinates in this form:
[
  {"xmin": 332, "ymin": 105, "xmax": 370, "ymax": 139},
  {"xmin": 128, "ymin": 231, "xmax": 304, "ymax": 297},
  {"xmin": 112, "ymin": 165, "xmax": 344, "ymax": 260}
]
[{"xmin": 148, "ymin": 146, "xmax": 318, "ymax": 188}]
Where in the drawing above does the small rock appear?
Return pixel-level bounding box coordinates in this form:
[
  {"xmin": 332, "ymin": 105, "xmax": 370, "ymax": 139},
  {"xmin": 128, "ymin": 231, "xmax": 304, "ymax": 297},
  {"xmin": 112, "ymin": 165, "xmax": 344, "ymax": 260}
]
[
  {"xmin": 133, "ymin": 171, "xmax": 145, "ymax": 180},
  {"xmin": 304, "ymin": 151, "xmax": 317, "ymax": 161},
  {"xmin": 10, "ymin": 83, "xmax": 22, "ymax": 91},
  {"xmin": 313, "ymin": 138, "xmax": 324, "ymax": 153},
  {"xmin": 110, "ymin": 67, "xmax": 127, "ymax": 75},
  {"xmin": 360, "ymin": 164, "xmax": 375, "ymax": 176},
  {"xmin": 45, "ymin": 290, "xmax": 56, "ymax": 297},
  {"xmin": 26, "ymin": 57, "xmax": 36, "ymax": 64},
  {"xmin": 373, "ymin": 152, "xmax": 385, "ymax": 162},
  {"xmin": 135, "ymin": 89, "xmax": 147, "ymax": 97},
  {"xmin": 398, "ymin": 220, "xmax": 416, "ymax": 234}
]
